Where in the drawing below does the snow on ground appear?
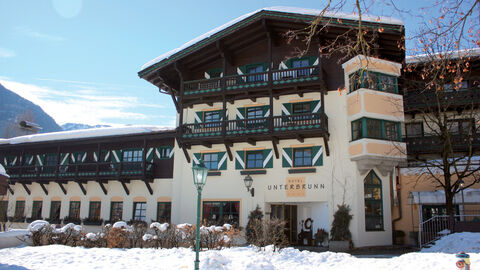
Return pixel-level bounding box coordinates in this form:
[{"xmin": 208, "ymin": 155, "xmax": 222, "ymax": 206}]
[{"xmin": 0, "ymin": 232, "xmax": 479, "ymax": 270}]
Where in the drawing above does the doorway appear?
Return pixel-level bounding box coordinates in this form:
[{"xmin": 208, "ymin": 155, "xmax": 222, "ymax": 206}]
[{"xmin": 271, "ymin": 204, "xmax": 297, "ymax": 244}]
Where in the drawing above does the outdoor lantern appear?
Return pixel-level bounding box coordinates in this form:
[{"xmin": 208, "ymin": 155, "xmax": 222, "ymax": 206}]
[
  {"xmin": 243, "ymin": 174, "xmax": 254, "ymax": 197},
  {"xmin": 407, "ymin": 192, "xmax": 414, "ymax": 205},
  {"xmin": 192, "ymin": 160, "xmax": 209, "ymax": 190}
]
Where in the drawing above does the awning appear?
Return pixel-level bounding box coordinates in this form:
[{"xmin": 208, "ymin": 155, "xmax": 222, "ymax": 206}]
[{"xmin": 409, "ymin": 189, "xmax": 480, "ymax": 204}]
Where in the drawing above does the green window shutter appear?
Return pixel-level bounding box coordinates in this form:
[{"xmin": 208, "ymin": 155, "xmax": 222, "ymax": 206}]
[
  {"xmin": 282, "ymin": 148, "xmax": 293, "ymax": 167},
  {"xmin": 263, "ymin": 149, "xmax": 273, "ymax": 168},
  {"xmin": 285, "ymin": 58, "xmax": 294, "ymax": 69},
  {"xmin": 285, "ymin": 56, "xmax": 318, "ymax": 68},
  {"xmin": 24, "ymin": 154, "xmax": 34, "ymax": 165},
  {"xmin": 194, "ymin": 112, "xmax": 203, "ymax": 124},
  {"xmin": 36, "ymin": 154, "xmax": 45, "ymax": 166},
  {"xmin": 262, "ymin": 105, "xmax": 270, "ymax": 117},
  {"xmin": 193, "ymin": 153, "xmax": 201, "ymax": 165},
  {"xmin": 111, "ymin": 150, "xmax": 122, "ymax": 163},
  {"xmin": 236, "ymin": 108, "xmax": 245, "ymax": 120},
  {"xmin": 262, "ymin": 62, "xmax": 269, "ymax": 71},
  {"xmin": 60, "ymin": 153, "xmax": 70, "ymax": 165},
  {"xmin": 218, "ymin": 152, "xmax": 227, "ymax": 170},
  {"xmin": 235, "ymin": 151, "xmax": 245, "ymax": 170},
  {"xmin": 146, "ymin": 148, "xmax": 154, "ymax": 162},
  {"xmin": 168, "ymin": 147, "xmax": 174, "ymax": 159},
  {"xmin": 312, "ymin": 146, "xmax": 323, "ymax": 166},
  {"xmin": 205, "ymin": 68, "xmax": 222, "ymax": 79},
  {"xmin": 281, "ymin": 103, "xmax": 292, "ymax": 116},
  {"xmin": 310, "ymin": 100, "xmax": 321, "ymax": 113},
  {"xmin": 101, "ymin": 150, "xmax": 110, "ymax": 162},
  {"xmin": 92, "ymin": 151, "xmax": 99, "ymax": 162},
  {"xmin": 237, "ymin": 65, "xmax": 247, "ymax": 75}
]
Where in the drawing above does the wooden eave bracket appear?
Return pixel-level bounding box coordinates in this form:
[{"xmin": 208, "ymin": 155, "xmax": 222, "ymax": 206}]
[
  {"xmin": 39, "ymin": 182, "xmax": 49, "ymax": 195},
  {"xmin": 271, "ymin": 137, "xmax": 279, "ymax": 159},
  {"xmin": 144, "ymin": 180, "xmax": 153, "ymax": 195},
  {"xmin": 247, "ymin": 138, "xmax": 256, "ymax": 146},
  {"xmin": 57, "ymin": 182, "xmax": 67, "ymax": 195},
  {"xmin": 21, "ymin": 183, "xmax": 31, "ymax": 195},
  {"xmin": 224, "ymin": 141, "xmax": 233, "ymax": 161},
  {"xmin": 181, "ymin": 144, "xmax": 191, "ymax": 163},
  {"xmin": 201, "ymin": 142, "xmax": 212, "ymax": 148},
  {"xmin": 167, "ymin": 88, "xmax": 180, "ymax": 113},
  {"xmin": 296, "ymin": 134, "xmax": 305, "ymax": 143},
  {"xmin": 120, "ymin": 180, "xmax": 130, "ymax": 196},
  {"xmin": 323, "ymin": 135, "xmax": 330, "ymax": 156},
  {"xmin": 97, "ymin": 181, "xmax": 108, "ymax": 195},
  {"xmin": 77, "ymin": 181, "xmax": 87, "ymax": 195}
]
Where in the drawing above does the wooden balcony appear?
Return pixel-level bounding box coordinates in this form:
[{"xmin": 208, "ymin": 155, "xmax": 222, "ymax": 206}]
[
  {"xmin": 183, "ymin": 66, "xmax": 321, "ymax": 98},
  {"xmin": 6, "ymin": 161, "xmax": 154, "ymax": 183},
  {"xmin": 405, "ymin": 133, "xmax": 480, "ymax": 155},
  {"xmin": 404, "ymin": 88, "xmax": 480, "ymax": 112},
  {"xmin": 180, "ymin": 112, "xmax": 328, "ymax": 145}
]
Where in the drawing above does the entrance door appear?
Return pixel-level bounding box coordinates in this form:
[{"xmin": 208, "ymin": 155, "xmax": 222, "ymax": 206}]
[{"xmin": 271, "ymin": 204, "xmax": 297, "ymax": 244}]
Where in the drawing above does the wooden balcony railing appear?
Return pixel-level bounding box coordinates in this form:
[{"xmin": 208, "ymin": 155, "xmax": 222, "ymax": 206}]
[
  {"xmin": 6, "ymin": 161, "xmax": 154, "ymax": 181},
  {"xmin": 405, "ymin": 132, "xmax": 480, "ymax": 154},
  {"xmin": 183, "ymin": 66, "xmax": 320, "ymax": 96},
  {"xmin": 181, "ymin": 112, "xmax": 327, "ymax": 139},
  {"xmin": 404, "ymin": 88, "xmax": 480, "ymax": 111}
]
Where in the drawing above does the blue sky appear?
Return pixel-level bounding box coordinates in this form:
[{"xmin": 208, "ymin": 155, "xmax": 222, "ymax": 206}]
[{"xmin": 0, "ymin": 0, "xmax": 434, "ymax": 127}]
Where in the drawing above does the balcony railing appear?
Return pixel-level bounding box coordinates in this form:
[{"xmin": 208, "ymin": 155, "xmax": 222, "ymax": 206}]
[
  {"xmin": 183, "ymin": 66, "xmax": 320, "ymax": 96},
  {"xmin": 405, "ymin": 132, "xmax": 480, "ymax": 154},
  {"xmin": 181, "ymin": 112, "xmax": 327, "ymax": 139},
  {"xmin": 6, "ymin": 161, "xmax": 154, "ymax": 181},
  {"xmin": 404, "ymin": 88, "xmax": 480, "ymax": 111}
]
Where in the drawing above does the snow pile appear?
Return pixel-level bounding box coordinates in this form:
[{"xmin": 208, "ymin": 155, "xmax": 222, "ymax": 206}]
[
  {"xmin": 85, "ymin": 232, "xmax": 101, "ymax": 241},
  {"xmin": 200, "ymin": 225, "xmax": 224, "ymax": 234},
  {"xmin": 422, "ymin": 232, "xmax": 480, "ymax": 253},
  {"xmin": 223, "ymin": 224, "xmax": 232, "ymax": 230},
  {"xmin": 142, "ymin": 233, "xmax": 155, "ymax": 241},
  {"xmin": 176, "ymin": 223, "xmax": 192, "ymax": 229},
  {"xmin": 0, "ymin": 229, "xmax": 29, "ymax": 238},
  {"xmin": 27, "ymin": 220, "xmax": 50, "ymax": 232},
  {"xmin": 150, "ymin": 222, "xmax": 169, "ymax": 232},
  {"xmin": 112, "ymin": 221, "xmax": 133, "ymax": 232},
  {"xmin": 53, "ymin": 223, "xmax": 82, "ymax": 234}
]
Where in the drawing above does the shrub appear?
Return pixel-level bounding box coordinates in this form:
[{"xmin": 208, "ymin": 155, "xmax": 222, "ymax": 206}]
[
  {"xmin": 246, "ymin": 205, "xmax": 263, "ymax": 244},
  {"xmin": 249, "ymin": 218, "xmax": 288, "ymax": 251},
  {"xmin": 330, "ymin": 204, "xmax": 353, "ymax": 242}
]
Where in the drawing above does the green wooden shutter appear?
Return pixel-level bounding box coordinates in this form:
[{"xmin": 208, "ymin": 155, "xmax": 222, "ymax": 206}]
[
  {"xmin": 146, "ymin": 148, "xmax": 154, "ymax": 162},
  {"xmin": 193, "ymin": 153, "xmax": 201, "ymax": 165},
  {"xmin": 282, "ymin": 148, "xmax": 293, "ymax": 167},
  {"xmin": 236, "ymin": 108, "xmax": 245, "ymax": 120},
  {"xmin": 92, "ymin": 151, "xmax": 99, "ymax": 162},
  {"xmin": 281, "ymin": 103, "xmax": 292, "ymax": 116},
  {"xmin": 194, "ymin": 112, "xmax": 203, "ymax": 124},
  {"xmin": 36, "ymin": 154, "xmax": 46, "ymax": 166},
  {"xmin": 312, "ymin": 146, "xmax": 323, "ymax": 166},
  {"xmin": 24, "ymin": 154, "xmax": 34, "ymax": 165},
  {"xmin": 218, "ymin": 152, "xmax": 227, "ymax": 170},
  {"xmin": 168, "ymin": 147, "xmax": 174, "ymax": 159},
  {"xmin": 205, "ymin": 68, "xmax": 223, "ymax": 79},
  {"xmin": 60, "ymin": 153, "xmax": 70, "ymax": 165},
  {"xmin": 263, "ymin": 149, "xmax": 273, "ymax": 168},
  {"xmin": 237, "ymin": 65, "xmax": 247, "ymax": 75},
  {"xmin": 262, "ymin": 105, "xmax": 270, "ymax": 117},
  {"xmin": 310, "ymin": 100, "xmax": 321, "ymax": 113},
  {"xmin": 111, "ymin": 150, "xmax": 122, "ymax": 163},
  {"xmin": 101, "ymin": 150, "xmax": 110, "ymax": 162},
  {"xmin": 235, "ymin": 151, "xmax": 245, "ymax": 169}
]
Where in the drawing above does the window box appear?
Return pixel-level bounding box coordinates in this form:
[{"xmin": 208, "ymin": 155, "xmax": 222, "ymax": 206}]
[
  {"xmin": 46, "ymin": 218, "xmax": 62, "ymax": 224},
  {"xmin": 207, "ymin": 171, "xmax": 221, "ymax": 176},
  {"xmin": 82, "ymin": 218, "xmax": 103, "ymax": 226},
  {"xmin": 8, "ymin": 216, "xmax": 26, "ymax": 223},
  {"xmin": 240, "ymin": 169, "xmax": 266, "ymax": 175},
  {"xmin": 127, "ymin": 219, "xmax": 147, "ymax": 227},
  {"xmin": 288, "ymin": 168, "xmax": 316, "ymax": 174},
  {"xmin": 63, "ymin": 216, "xmax": 81, "ymax": 224}
]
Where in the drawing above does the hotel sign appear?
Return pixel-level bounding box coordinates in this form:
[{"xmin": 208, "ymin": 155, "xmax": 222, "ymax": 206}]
[{"xmin": 265, "ymin": 176, "xmax": 326, "ymax": 202}]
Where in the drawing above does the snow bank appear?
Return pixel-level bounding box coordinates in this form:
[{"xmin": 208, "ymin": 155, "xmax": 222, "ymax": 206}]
[
  {"xmin": 27, "ymin": 220, "xmax": 50, "ymax": 232},
  {"xmin": 0, "ymin": 229, "xmax": 29, "ymax": 238},
  {"xmin": 112, "ymin": 221, "xmax": 133, "ymax": 232},
  {"xmin": 176, "ymin": 223, "xmax": 192, "ymax": 229},
  {"xmin": 422, "ymin": 232, "xmax": 480, "ymax": 253},
  {"xmin": 141, "ymin": 6, "xmax": 403, "ymax": 71}
]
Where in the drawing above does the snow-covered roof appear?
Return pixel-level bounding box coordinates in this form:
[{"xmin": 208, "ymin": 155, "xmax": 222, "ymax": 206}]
[
  {"xmin": 0, "ymin": 164, "xmax": 9, "ymax": 178},
  {"xmin": 410, "ymin": 189, "xmax": 480, "ymax": 204},
  {"xmin": 140, "ymin": 6, "xmax": 403, "ymax": 72},
  {"xmin": 406, "ymin": 48, "xmax": 480, "ymax": 64},
  {"xmin": 0, "ymin": 126, "xmax": 174, "ymax": 145}
]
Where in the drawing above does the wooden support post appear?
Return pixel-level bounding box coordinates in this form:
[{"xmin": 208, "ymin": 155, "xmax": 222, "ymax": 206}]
[
  {"xmin": 167, "ymin": 88, "xmax": 180, "ymax": 113},
  {"xmin": 144, "ymin": 180, "xmax": 153, "ymax": 195},
  {"xmin": 120, "ymin": 181, "xmax": 130, "ymax": 196},
  {"xmin": 39, "ymin": 182, "xmax": 49, "ymax": 195},
  {"xmin": 181, "ymin": 145, "xmax": 191, "ymax": 163},
  {"xmin": 224, "ymin": 141, "xmax": 233, "ymax": 161},
  {"xmin": 271, "ymin": 137, "xmax": 279, "ymax": 159},
  {"xmin": 57, "ymin": 182, "xmax": 67, "ymax": 195},
  {"xmin": 21, "ymin": 183, "xmax": 31, "ymax": 195},
  {"xmin": 77, "ymin": 181, "xmax": 87, "ymax": 195},
  {"xmin": 323, "ymin": 136, "xmax": 330, "ymax": 156},
  {"xmin": 98, "ymin": 181, "xmax": 108, "ymax": 195}
]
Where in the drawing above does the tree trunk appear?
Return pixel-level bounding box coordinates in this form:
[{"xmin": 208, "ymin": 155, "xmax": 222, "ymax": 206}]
[{"xmin": 445, "ymin": 190, "xmax": 455, "ymax": 232}]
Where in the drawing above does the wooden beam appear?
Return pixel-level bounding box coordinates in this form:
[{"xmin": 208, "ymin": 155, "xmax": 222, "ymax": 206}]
[
  {"xmin": 39, "ymin": 183, "xmax": 49, "ymax": 195},
  {"xmin": 57, "ymin": 182, "xmax": 67, "ymax": 195},
  {"xmin": 21, "ymin": 183, "xmax": 31, "ymax": 195},
  {"xmin": 144, "ymin": 180, "xmax": 153, "ymax": 195},
  {"xmin": 271, "ymin": 137, "xmax": 279, "ymax": 159},
  {"xmin": 7, "ymin": 185, "xmax": 14, "ymax": 195},
  {"xmin": 98, "ymin": 181, "xmax": 108, "ymax": 195},
  {"xmin": 247, "ymin": 138, "xmax": 256, "ymax": 146},
  {"xmin": 182, "ymin": 145, "xmax": 191, "ymax": 163},
  {"xmin": 167, "ymin": 88, "xmax": 180, "ymax": 113},
  {"xmin": 323, "ymin": 135, "xmax": 330, "ymax": 156},
  {"xmin": 201, "ymin": 141, "xmax": 212, "ymax": 148},
  {"xmin": 225, "ymin": 141, "xmax": 233, "ymax": 161},
  {"xmin": 77, "ymin": 182, "xmax": 87, "ymax": 195},
  {"xmin": 120, "ymin": 181, "xmax": 130, "ymax": 196},
  {"xmin": 296, "ymin": 134, "xmax": 305, "ymax": 143}
]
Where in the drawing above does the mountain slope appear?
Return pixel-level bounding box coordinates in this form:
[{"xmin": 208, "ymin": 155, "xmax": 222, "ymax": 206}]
[
  {"xmin": 0, "ymin": 83, "xmax": 62, "ymax": 138},
  {"xmin": 61, "ymin": 123, "xmax": 111, "ymax": 131}
]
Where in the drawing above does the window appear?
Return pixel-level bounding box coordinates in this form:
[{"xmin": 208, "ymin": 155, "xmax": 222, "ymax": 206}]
[
  {"xmin": 14, "ymin": 200, "xmax": 25, "ymax": 219},
  {"xmin": 31, "ymin": 201, "xmax": 43, "ymax": 220},
  {"xmin": 157, "ymin": 202, "xmax": 171, "ymax": 223},
  {"xmin": 44, "ymin": 154, "xmax": 57, "ymax": 173},
  {"xmin": 0, "ymin": 201, "xmax": 7, "ymax": 222},
  {"xmin": 405, "ymin": 122, "xmax": 423, "ymax": 138},
  {"xmin": 351, "ymin": 118, "xmax": 401, "ymax": 141},
  {"xmin": 444, "ymin": 81, "xmax": 468, "ymax": 92},
  {"xmin": 73, "ymin": 152, "xmax": 84, "ymax": 163},
  {"xmin": 203, "ymin": 153, "xmax": 219, "ymax": 170},
  {"xmin": 246, "ymin": 107, "xmax": 266, "ymax": 128},
  {"xmin": 349, "ymin": 70, "xmax": 398, "ymax": 94},
  {"xmin": 88, "ymin": 201, "xmax": 101, "ymax": 220},
  {"xmin": 292, "ymin": 102, "xmax": 312, "ymax": 120},
  {"xmin": 133, "ymin": 202, "xmax": 147, "ymax": 222},
  {"xmin": 246, "ymin": 151, "xmax": 263, "ymax": 169},
  {"xmin": 110, "ymin": 202, "xmax": 123, "ymax": 222},
  {"xmin": 123, "ymin": 150, "xmax": 143, "ymax": 162},
  {"xmin": 247, "ymin": 65, "xmax": 264, "ymax": 82},
  {"xmin": 364, "ymin": 171, "xmax": 383, "ymax": 231},
  {"xmin": 69, "ymin": 201, "xmax": 81, "ymax": 219},
  {"xmin": 448, "ymin": 119, "xmax": 474, "ymax": 135},
  {"xmin": 158, "ymin": 147, "xmax": 172, "ymax": 159},
  {"xmin": 50, "ymin": 201, "xmax": 61, "ymax": 221},
  {"xmin": 293, "ymin": 148, "xmax": 312, "ymax": 167},
  {"xmin": 292, "ymin": 59, "xmax": 310, "ymax": 77},
  {"xmin": 202, "ymin": 201, "xmax": 239, "ymax": 226},
  {"xmin": 422, "ymin": 205, "xmax": 460, "ymax": 221},
  {"xmin": 204, "ymin": 111, "xmax": 221, "ymax": 128}
]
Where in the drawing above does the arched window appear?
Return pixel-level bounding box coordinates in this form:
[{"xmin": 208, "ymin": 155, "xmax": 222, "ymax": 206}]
[{"xmin": 364, "ymin": 170, "xmax": 383, "ymax": 231}]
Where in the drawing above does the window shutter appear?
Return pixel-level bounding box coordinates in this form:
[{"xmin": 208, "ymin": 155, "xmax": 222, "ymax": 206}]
[
  {"xmin": 60, "ymin": 153, "xmax": 70, "ymax": 165},
  {"xmin": 168, "ymin": 147, "xmax": 175, "ymax": 159},
  {"xmin": 218, "ymin": 152, "xmax": 227, "ymax": 170},
  {"xmin": 310, "ymin": 100, "xmax": 321, "ymax": 113},
  {"xmin": 92, "ymin": 151, "xmax": 98, "ymax": 162},
  {"xmin": 262, "ymin": 62, "xmax": 269, "ymax": 71},
  {"xmin": 282, "ymin": 148, "xmax": 293, "ymax": 167},
  {"xmin": 146, "ymin": 148, "xmax": 154, "ymax": 162},
  {"xmin": 36, "ymin": 154, "xmax": 46, "ymax": 166},
  {"xmin": 262, "ymin": 105, "xmax": 270, "ymax": 117},
  {"xmin": 235, "ymin": 151, "xmax": 245, "ymax": 170},
  {"xmin": 192, "ymin": 153, "xmax": 201, "ymax": 165},
  {"xmin": 111, "ymin": 150, "xmax": 122, "ymax": 163},
  {"xmin": 81, "ymin": 152, "xmax": 87, "ymax": 163},
  {"xmin": 281, "ymin": 103, "xmax": 292, "ymax": 116},
  {"xmin": 312, "ymin": 146, "xmax": 323, "ymax": 166},
  {"xmin": 102, "ymin": 150, "xmax": 110, "ymax": 162},
  {"xmin": 262, "ymin": 149, "xmax": 273, "ymax": 168},
  {"xmin": 237, "ymin": 65, "xmax": 247, "ymax": 75},
  {"xmin": 236, "ymin": 107, "xmax": 245, "ymax": 120},
  {"xmin": 194, "ymin": 112, "xmax": 203, "ymax": 124}
]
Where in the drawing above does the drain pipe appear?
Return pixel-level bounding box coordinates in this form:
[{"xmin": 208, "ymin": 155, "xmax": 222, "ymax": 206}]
[{"xmin": 392, "ymin": 166, "xmax": 402, "ymax": 245}]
